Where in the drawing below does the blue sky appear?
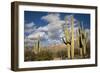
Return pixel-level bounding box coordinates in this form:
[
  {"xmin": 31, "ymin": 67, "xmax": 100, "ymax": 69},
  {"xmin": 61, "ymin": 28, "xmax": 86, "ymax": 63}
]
[
  {"xmin": 24, "ymin": 11, "xmax": 90, "ymax": 29},
  {"xmin": 24, "ymin": 11, "xmax": 90, "ymax": 47}
]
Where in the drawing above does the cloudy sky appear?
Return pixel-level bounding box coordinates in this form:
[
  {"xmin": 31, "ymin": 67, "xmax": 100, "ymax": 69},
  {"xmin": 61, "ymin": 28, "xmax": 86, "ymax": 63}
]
[{"xmin": 24, "ymin": 11, "xmax": 90, "ymax": 47}]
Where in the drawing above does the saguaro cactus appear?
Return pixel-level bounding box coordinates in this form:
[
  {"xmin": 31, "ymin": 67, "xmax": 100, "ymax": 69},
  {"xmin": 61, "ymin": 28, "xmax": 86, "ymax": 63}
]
[
  {"xmin": 81, "ymin": 23, "xmax": 88, "ymax": 57},
  {"xmin": 62, "ymin": 16, "xmax": 71, "ymax": 59},
  {"xmin": 62, "ymin": 15, "xmax": 75, "ymax": 59},
  {"xmin": 78, "ymin": 21, "xmax": 88, "ymax": 58},
  {"xmin": 37, "ymin": 39, "xmax": 40, "ymax": 52},
  {"xmin": 70, "ymin": 15, "xmax": 74, "ymax": 59},
  {"xmin": 32, "ymin": 36, "xmax": 40, "ymax": 54}
]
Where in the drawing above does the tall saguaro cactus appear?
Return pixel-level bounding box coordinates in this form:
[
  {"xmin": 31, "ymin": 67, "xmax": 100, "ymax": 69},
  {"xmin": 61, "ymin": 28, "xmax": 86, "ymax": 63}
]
[
  {"xmin": 81, "ymin": 23, "xmax": 88, "ymax": 57},
  {"xmin": 77, "ymin": 21, "xmax": 83, "ymax": 57},
  {"xmin": 62, "ymin": 15, "xmax": 75, "ymax": 59},
  {"xmin": 63, "ymin": 15, "xmax": 74, "ymax": 58},
  {"xmin": 62, "ymin": 16, "xmax": 71, "ymax": 59},
  {"xmin": 71, "ymin": 15, "xmax": 74, "ymax": 59},
  {"xmin": 78, "ymin": 21, "xmax": 88, "ymax": 58}
]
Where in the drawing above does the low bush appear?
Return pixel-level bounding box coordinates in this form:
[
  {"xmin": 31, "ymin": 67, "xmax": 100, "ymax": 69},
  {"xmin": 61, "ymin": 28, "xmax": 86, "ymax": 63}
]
[{"xmin": 34, "ymin": 50, "xmax": 53, "ymax": 61}]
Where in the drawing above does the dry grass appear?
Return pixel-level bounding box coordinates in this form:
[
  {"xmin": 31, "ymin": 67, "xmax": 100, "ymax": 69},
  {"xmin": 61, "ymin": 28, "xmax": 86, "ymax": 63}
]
[{"xmin": 24, "ymin": 42, "xmax": 90, "ymax": 61}]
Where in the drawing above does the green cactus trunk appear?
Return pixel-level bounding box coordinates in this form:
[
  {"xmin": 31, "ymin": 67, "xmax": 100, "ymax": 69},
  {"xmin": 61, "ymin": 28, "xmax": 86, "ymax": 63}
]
[
  {"xmin": 32, "ymin": 39, "xmax": 40, "ymax": 54},
  {"xmin": 67, "ymin": 44, "xmax": 71, "ymax": 59},
  {"xmin": 82, "ymin": 31, "xmax": 87, "ymax": 56},
  {"xmin": 83, "ymin": 43, "xmax": 86, "ymax": 56},
  {"xmin": 80, "ymin": 48, "xmax": 83, "ymax": 58},
  {"xmin": 78, "ymin": 21, "xmax": 88, "ymax": 58},
  {"xmin": 64, "ymin": 27, "xmax": 71, "ymax": 59},
  {"xmin": 37, "ymin": 39, "xmax": 40, "ymax": 53},
  {"xmin": 71, "ymin": 15, "xmax": 74, "ymax": 59},
  {"xmin": 62, "ymin": 16, "xmax": 71, "ymax": 59},
  {"xmin": 77, "ymin": 21, "xmax": 83, "ymax": 58}
]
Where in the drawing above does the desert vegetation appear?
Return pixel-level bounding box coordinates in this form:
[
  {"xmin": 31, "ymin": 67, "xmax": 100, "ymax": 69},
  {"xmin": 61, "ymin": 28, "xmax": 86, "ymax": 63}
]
[{"xmin": 24, "ymin": 15, "xmax": 90, "ymax": 61}]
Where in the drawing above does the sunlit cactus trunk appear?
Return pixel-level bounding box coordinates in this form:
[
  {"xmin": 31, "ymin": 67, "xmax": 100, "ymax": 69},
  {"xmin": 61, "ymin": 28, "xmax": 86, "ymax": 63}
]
[
  {"xmin": 80, "ymin": 48, "xmax": 83, "ymax": 57},
  {"xmin": 71, "ymin": 15, "xmax": 74, "ymax": 59},
  {"xmin": 37, "ymin": 39, "xmax": 40, "ymax": 53},
  {"xmin": 76, "ymin": 26, "xmax": 79, "ymax": 51},
  {"xmin": 62, "ymin": 16, "xmax": 71, "ymax": 59},
  {"xmin": 77, "ymin": 21, "xmax": 83, "ymax": 57},
  {"xmin": 67, "ymin": 44, "xmax": 71, "ymax": 58},
  {"xmin": 80, "ymin": 34, "xmax": 84, "ymax": 58},
  {"xmin": 82, "ymin": 29, "xmax": 87, "ymax": 56},
  {"xmin": 62, "ymin": 37, "xmax": 71, "ymax": 59},
  {"xmin": 35, "ymin": 39, "xmax": 40, "ymax": 53},
  {"xmin": 62, "ymin": 15, "xmax": 75, "ymax": 59},
  {"xmin": 78, "ymin": 21, "xmax": 83, "ymax": 58},
  {"xmin": 32, "ymin": 38, "xmax": 40, "ymax": 54},
  {"xmin": 77, "ymin": 21, "xmax": 88, "ymax": 58},
  {"xmin": 76, "ymin": 28, "xmax": 81, "ymax": 57},
  {"xmin": 32, "ymin": 40, "xmax": 37, "ymax": 53},
  {"xmin": 83, "ymin": 42, "xmax": 86, "ymax": 55},
  {"xmin": 81, "ymin": 22, "xmax": 88, "ymax": 57}
]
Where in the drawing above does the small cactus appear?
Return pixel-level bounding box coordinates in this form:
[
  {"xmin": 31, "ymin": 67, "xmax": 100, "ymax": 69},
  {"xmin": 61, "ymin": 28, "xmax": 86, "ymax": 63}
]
[{"xmin": 32, "ymin": 36, "xmax": 40, "ymax": 54}]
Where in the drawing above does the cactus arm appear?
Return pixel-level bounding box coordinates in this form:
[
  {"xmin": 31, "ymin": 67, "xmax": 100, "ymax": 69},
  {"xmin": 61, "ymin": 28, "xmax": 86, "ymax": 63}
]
[
  {"xmin": 62, "ymin": 16, "xmax": 70, "ymax": 45},
  {"xmin": 67, "ymin": 44, "xmax": 71, "ymax": 59},
  {"xmin": 85, "ymin": 32, "xmax": 88, "ymax": 44},
  {"xmin": 62, "ymin": 37, "xmax": 67, "ymax": 45}
]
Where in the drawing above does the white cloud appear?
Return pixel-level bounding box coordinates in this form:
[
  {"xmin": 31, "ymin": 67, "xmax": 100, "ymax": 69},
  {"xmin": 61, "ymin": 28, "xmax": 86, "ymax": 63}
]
[
  {"xmin": 28, "ymin": 31, "xmax": 46, "ymax": 40},
  {"xmin": 24, "ymin": 29, "xmax": 34, "ymax": 34},
  {"xmin": 42, "ymin": 13, "xmax": 60, "ymax": 22},
  {"xmin": 37, "ymin": 26, "xmax": 48, "ymax": 32},
  {"xmin": 25, "ymin": 22, "xmax": 35, "ymax": 28},
  {"xmin": 42, "ymin": 13, "xmax": 65, "ymax": 31},
  {"xmin": 41, "ymin": 13, "xmax": 65, "ymax": 41},
  {"xmin": 24, "ymin": 37, "xmax": 34, "ymax": 47},
  {"xmin": 24, "ymin": 22, "xmax": 36, "ymax": 34}
]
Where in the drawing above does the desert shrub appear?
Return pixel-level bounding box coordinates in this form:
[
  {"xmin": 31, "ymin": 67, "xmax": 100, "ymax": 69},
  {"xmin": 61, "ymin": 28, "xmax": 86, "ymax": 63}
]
[
  {"xmin": 34, "ymin": 50, "xmax": 53, "ymax": 61},
  {"xmin": 56, "ymin": 49, "xmax": 67, "ymax": 59},
  {"xmin": 24, "ymin": 50, "xmax": 35, "ymax": 61},
  {"xmin": 24, "ymin": 49, "xmax": 53, "ymax": 61}
]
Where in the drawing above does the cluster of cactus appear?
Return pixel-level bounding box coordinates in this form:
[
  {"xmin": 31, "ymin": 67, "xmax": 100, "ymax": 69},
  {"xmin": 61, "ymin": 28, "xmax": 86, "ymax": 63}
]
[
  {"xmin": 77, "ymin": 21, "xmax": 88, "ymax": 58},
  {"xmin": 62, "ymin": 15, "xmax": 74, "ymax": 59},
  {"xmin": 62, "ymin": 15, "xmax": 88, "ymax": 59}
]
